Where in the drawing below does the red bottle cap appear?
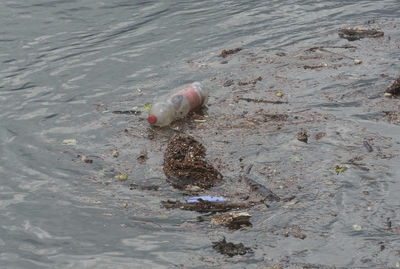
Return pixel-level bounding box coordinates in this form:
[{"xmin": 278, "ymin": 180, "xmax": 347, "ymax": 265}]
[{"xmin": 147, "ymin": 114, "xmax": 157, "ymax": 124}]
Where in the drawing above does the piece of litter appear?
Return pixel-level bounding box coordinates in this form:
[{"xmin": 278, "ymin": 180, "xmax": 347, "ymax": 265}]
[
  {"xmin": 334, "ymin": 165, "xmax": 348, "ymax": 174},
  {"xmin": 352, "ymin": 224, "xmax": 362, "ymax": 231},
  {"xmin": 184, "ymin": 185, "xmax": 202, "ymax": 192},
  {"xmin": 187, "ymin": 196, "xmax": 228, "ymax": 203},
  {"xmin": 384, "ymin": 92, "xmax": 393, "ymax": 97},
  {"xmin": 143, "ymin": 104, "xmax": 152, "ymax": 111},
  {"xmin": 211, "ymin": 212, "xmax": 252, "ymax": 229},
  {"xmin": 114, "ymin": 173, "xmax": 128, "ymax": 181},
  {"xmin": 194, "ymin": 119, "xmax": 207, "ymax": 123},
  {"xmin": 62, "ymin": 139, "xmax": 77, "ymax": 145},
  {"xmin": 78, "ymin": 155, "xmax": 92, "ymax": 163}
]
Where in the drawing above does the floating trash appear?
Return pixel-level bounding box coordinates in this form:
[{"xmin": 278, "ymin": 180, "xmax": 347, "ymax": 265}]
[
  {"xmin": 334, "ymin": 165, "xmax": 348, "ymax": 174},
  {"xmin": 143, "ymin": 103, "xmax": 152, "ymax": 111},
  {"xmin": 211, "ymin": 212, "xmax": 252, "ymax": 229},
  {"xmin": 212, "ymin": 237, "xmax": 250, "ymax": 257},
  {"xmin": 62, "ymin": 139, "xmax": 77, "ymax": 145},
  {"xmin": 187, "ymin": 196, "xmax": 228, "ymax": 203},
  {"xmin": 114, "ymin": 173, "xmax": 128, "ymax": 181}
]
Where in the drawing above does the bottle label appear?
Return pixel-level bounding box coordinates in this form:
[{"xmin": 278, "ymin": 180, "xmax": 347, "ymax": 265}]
[{"xmin": 178, "ymin": 83, "xmax": 201, "ymax": 111}]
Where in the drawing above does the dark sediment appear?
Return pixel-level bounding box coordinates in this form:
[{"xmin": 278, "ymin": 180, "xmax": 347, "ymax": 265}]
[{"xmin": 163, "ymin": 135, "xmax": 222, "ymax": 190}]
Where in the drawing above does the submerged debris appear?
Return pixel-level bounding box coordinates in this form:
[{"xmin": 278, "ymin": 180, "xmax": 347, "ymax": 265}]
[
  {"xmin": 385, "ymin": 76, "xmax": 400, "ymax": 97},
  {"xmin": 238, "ymin": 97, "xmax": 287, "ymax": 104},
  {"xmin": 384, "ymin": 111, "xmax": 400, "ymax": 124},
  {"xmin": 333, "ymin": 165, "xmax": 348, "ymax": 174},
  {"xmin": 297, "ymin": 130, "xmax": 309, "ymax": 143},
  {"xmin": 112, "ymin": 150, "xmax": 119, "ymax": 158},
  {"xmin": 363, "ymin": 140, "xmax": 373, "ymax": 152},
  {"xmin": 161, "ymin": 200, "xmax": 252, "ymax": 213},
  {"xmin": 112, "ymin": 110, "xmax": 141, "ymax": 115},
  {"xmin": 246, "ymin": 178, "xmax": 280, "ymax": 202},
  {"xmin": 238, "ymin": 76, "xmax": 262, "ymax": 86},
  {"xmin": 219, "ymin": 48, "xmax": 242, "ymax": 58},
  {"xmin": 130, "ymin": 183, "xmax": 159, "ymax": 191},
  {"xmin": 223, "ymin": 79, "xmax": 234, "ymax": 87},
  {"xmin": 211, "ymin": 212, "xmax": 252, "ymax": 229},
  {"xmin": 303, "ymin": 62, "xmax": 328, "ymax": 69},
  {"xmin": 77, "ymin": 154, "xmax": 93, "ymax": 163},
  {"xmin": 115, "ymin": 173, "xmax": 128, "ymax": 181},
  {"xmin": 338, "ymin": 27, "xmax": 384, "ymax": 41},
  {"xmin": 143, "ymin": 104, "xmax": 152, "ymax": 111},
  {"xmin": 184, "ymin": 185, "xmax": 202, "ymax": 193},
  {"xmin": 62, "ymin": 139, "xmax": 77, "ymax": 145},
  {"xmin": 136, "ymin": 150, "xmax": 148, "ymax": 164},
  {"xmin": 212, "ymin": 237, "xmax": 250, "ymax": 257},
  {"xmin": 163, "ymin": 135, "xmax": 223, "ymax": 190},
  {"xmin": 314, "ymin": 132, "xmax": 326, "ymax": 140}
]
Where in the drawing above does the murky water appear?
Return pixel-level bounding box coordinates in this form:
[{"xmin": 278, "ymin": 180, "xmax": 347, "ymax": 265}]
[{"xmin": 1, "ymin": 1, "xmax": 400, "ymax": 268}]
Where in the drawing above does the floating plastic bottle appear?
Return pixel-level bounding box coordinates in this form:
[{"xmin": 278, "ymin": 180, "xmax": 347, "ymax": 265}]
[{"xmin": 147, "ymin": 82, "xmax": 209, "ymax": 127}]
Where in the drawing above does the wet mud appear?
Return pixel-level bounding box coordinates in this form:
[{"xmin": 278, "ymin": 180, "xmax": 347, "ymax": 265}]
[{"xmin": 94, "ymin": 20, "xmax": 400, "ymax": 268}]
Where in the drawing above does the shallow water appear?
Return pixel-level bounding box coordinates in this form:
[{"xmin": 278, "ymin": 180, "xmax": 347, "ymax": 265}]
[{"xmin": 1, "ymin": 1, "xmax": 400, "ymax": 268}]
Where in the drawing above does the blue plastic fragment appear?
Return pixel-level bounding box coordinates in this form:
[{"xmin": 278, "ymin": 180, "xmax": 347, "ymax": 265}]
[{"xmin": 187, "ymin": 196, "xmax": 228, "ymax": 203}]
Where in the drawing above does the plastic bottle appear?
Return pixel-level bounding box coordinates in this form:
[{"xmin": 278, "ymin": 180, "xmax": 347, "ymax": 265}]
[{"xmin": 148, "ymin": 82, "xmax": 209, "ymax": 127}]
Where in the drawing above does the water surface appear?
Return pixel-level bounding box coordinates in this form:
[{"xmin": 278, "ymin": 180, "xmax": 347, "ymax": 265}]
[{"xmin": 1, "ymin": 1, "xmax": 400, "ymax": 268}]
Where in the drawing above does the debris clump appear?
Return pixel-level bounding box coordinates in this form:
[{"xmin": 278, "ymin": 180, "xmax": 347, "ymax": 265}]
[
  {"xmin": 211, "ymin": 212, "xmax": 252, "ymax": 229},
  {"xmin": 219, "ymin": 48, "xmax": 242, "ymax": 58},
  {"xmin": 163, "ymin": 135, "xmax": 223, "ymax": 190},
  {"xmin": 338, "ymin": 27, "xmax": 384, "ymax": 41},
  {"xmin": 297, "ymin": 130, "xmax": 309, "ymax": 143},
  {"xmin": 161, "ymin": 200, "xmax": 252, "ymax": 213},
  {"xmin": 385, "ymin": 76, "xmax": 400, "ymax": 97},
  {"xmin": 238, "ymin": 76, "xmax": 262, "ymax": 86},
  {"xmin": 212, "ymin": 237, "xmax": 250, "ymax": 257}
]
